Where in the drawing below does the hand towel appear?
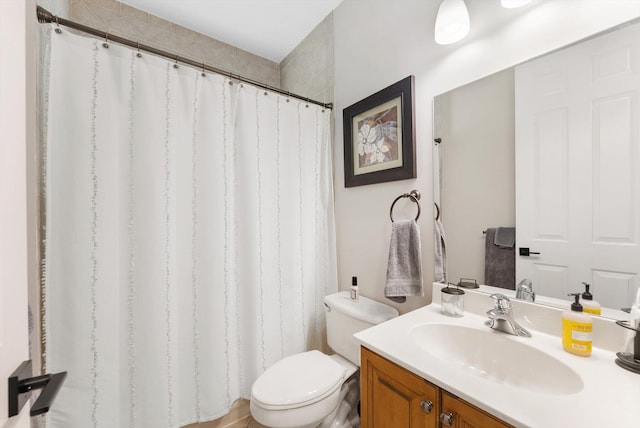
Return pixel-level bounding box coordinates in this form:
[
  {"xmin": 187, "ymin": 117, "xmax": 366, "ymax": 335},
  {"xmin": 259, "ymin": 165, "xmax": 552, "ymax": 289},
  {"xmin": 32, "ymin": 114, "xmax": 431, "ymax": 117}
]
[
  {"xmin": 484, "ymin": 228, "xmax": 515, "ymax": 289},
  {"xmin": 385, "ymin": 219, "xmax": 423, "ymax": 303},
  {"xmin": 494, "ymin": 227, "xmax": 516, "ymax": 248},
  {"xmin": 434, "ymin": 218, "xmax": 447, "ymax": 283}
]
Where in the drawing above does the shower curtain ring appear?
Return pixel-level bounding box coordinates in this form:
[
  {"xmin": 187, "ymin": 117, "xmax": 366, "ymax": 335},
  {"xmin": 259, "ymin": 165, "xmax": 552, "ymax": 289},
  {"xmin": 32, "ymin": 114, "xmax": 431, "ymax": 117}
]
[
  {"xmin": 54, "ymin": 16, "xmax": 62, "ymax": 34},
  {"xmin": 136, "ymin": 42, "xmax": 142, "ymax": 58},
  {"xmin": 173, "ymin": 54, "xmax": 179, "ymax": 69},
  {"xmin": 102, "ymin": 32, "xmax": 109, "ymax": 48},
  {"xmin": 305, "ymin": 97, "xmax": 310, "ymax": 108},
  {"xmin": 201, "ymin": 62, "xmax": 206, "ymax": 77}
]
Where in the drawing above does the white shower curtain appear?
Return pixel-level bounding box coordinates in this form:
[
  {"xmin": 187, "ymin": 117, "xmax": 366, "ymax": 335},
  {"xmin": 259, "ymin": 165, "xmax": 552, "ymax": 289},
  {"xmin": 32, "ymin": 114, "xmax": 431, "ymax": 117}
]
[{"xmin": 42, "ymin": 28, "xmax": 337, "ymax": 428}]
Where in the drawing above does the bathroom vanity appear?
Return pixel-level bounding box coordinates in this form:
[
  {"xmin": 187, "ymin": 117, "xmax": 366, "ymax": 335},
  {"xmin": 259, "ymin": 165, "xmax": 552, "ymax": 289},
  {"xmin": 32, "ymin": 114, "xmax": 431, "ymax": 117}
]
[
  {"xmin": 355, "ymin": 284, "xmax": 640, "ymax": 428},
  {"xmin": 361, "ymin": 346, "xmax": 510, "ymax": 427}
]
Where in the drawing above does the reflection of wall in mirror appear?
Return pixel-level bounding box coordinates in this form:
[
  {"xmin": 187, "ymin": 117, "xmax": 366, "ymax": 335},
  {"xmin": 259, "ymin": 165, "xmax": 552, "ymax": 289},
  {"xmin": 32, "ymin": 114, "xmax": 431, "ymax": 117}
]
[{"xmin": 434, "ymin": 69, "xmax": 515, "ymax": 286}]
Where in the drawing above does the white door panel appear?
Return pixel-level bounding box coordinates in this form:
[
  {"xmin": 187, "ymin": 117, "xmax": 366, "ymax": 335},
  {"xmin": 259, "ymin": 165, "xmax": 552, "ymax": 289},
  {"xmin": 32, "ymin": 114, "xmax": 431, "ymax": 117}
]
[
  {"xmin": 593, "ymin": 93, "xmax": 638, "ymax": 243},
  {"xmin": 592, "ymin": 270, "xmax": 637, "ymax": 309},
  {"xmin": 516, "ymin": 22, "xmax": 640, "ymax": 307},
  {"xmin": 532, "ymin": 263, "xmax": 569, "ymax": 298}
]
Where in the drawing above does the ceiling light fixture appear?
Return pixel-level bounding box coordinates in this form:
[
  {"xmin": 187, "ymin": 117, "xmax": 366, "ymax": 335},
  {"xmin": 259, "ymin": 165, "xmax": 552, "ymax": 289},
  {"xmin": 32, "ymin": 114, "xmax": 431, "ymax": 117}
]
[
  {"xmin": 501, "ymin": 0, "xmax": 533, "ymax": 8},
  {"xmin": 434, "ymin": 0, "xmax": 470, "ymax": 45}
]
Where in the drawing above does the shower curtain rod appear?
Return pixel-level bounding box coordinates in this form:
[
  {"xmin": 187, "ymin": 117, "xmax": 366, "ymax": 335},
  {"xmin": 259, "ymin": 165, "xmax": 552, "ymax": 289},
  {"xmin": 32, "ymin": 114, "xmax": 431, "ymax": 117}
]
[{"xmin": 36, "ymin": 6, "xmax": 334, "ymax": 110}]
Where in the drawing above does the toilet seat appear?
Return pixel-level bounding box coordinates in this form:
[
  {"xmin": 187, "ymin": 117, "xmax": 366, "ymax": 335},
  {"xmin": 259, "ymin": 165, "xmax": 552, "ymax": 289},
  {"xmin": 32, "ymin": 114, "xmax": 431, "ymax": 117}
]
[{"xmin": 251, "ymin": 350, "xmax": 347, "ymax": 410}]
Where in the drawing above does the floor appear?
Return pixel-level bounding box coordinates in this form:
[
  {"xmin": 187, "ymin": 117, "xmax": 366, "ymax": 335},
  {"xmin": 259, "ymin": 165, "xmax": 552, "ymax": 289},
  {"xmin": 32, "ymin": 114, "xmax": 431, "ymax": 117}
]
[{"xmin": 183, "ymin": 399, "xmax": 268, "ymax": 428}]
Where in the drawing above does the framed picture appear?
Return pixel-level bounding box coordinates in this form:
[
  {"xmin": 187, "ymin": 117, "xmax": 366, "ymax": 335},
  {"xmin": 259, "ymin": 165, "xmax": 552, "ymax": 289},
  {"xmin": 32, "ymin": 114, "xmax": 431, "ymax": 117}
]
[{"xmin": 343, "ymin": 75, "xmax": 416, "ymax": 188}]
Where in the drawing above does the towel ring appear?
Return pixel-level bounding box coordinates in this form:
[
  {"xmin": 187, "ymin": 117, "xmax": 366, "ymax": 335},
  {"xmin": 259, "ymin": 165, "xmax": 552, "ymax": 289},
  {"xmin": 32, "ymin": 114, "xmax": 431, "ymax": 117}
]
[{"xmin": 390, "ymin": 190, "xmax": 421, "ymax": 222}]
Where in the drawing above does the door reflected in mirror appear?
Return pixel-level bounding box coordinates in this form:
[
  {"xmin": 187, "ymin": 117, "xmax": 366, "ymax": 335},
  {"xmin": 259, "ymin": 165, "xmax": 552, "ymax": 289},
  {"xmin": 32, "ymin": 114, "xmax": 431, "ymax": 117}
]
[{"xmin": 433, "ymin": 19, "xmax": 640, "ymax": 317}]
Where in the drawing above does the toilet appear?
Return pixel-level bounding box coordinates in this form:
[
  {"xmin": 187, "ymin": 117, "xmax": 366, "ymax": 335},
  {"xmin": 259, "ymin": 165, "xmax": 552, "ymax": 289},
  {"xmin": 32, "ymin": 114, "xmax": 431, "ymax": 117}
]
[{"xmin": 250, "ymin": 291, "xmax": 399, "ymax": 428}]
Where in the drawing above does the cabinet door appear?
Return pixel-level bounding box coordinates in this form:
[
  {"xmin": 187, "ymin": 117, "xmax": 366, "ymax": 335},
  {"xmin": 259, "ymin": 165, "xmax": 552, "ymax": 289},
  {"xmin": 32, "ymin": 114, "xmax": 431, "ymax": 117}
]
[
  {"xmin": 361, "ymin": 347, "xmax": 438, "ymax": 428},
  {"xmin": 440, "ymin": 391, "xmax": 512, "ymax": 428}
]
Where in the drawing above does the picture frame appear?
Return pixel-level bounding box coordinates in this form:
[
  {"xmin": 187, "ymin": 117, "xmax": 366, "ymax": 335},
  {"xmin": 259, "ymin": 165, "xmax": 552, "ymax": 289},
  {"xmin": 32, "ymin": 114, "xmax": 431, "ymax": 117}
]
[{"xmin": 343, "ymin": 75, "xmax": 416, "ymax": 188}]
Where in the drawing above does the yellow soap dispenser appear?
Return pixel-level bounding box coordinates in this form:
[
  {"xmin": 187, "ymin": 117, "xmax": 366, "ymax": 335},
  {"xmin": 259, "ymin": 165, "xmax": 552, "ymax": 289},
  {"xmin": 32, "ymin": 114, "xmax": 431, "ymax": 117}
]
[
  {"xmin": 562, "ymin": 293, "xmax": 592, "ymax": 357},
  {"xmin": 581, "ymin": 282, "xmax": 601, "ymax": 315}
]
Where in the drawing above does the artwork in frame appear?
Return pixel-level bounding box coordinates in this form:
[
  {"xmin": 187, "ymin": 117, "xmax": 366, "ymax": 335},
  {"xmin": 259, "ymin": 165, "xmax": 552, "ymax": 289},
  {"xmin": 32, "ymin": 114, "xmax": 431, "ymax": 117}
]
[{"xmin": 343, "ymin": 75, "xmax": 416, "ymax": 188}]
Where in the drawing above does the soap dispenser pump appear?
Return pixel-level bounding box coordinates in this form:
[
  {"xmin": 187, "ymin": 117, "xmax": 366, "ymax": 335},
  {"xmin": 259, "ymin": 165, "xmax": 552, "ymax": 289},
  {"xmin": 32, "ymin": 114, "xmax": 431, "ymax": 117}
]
[
  {"xmin": 581, "ymin": 282, "xmax": 601, "ymax": 315},
  {"xmin": 562, "ymin": 293, "xmax": 592, "ymax": 357}
]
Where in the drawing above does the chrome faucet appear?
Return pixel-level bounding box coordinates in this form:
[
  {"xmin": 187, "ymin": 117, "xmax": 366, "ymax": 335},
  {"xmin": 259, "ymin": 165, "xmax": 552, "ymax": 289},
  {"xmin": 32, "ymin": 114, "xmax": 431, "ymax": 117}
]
[
  {"xmin": 484, "ymin": 293, "xmax": 531, "ymax": 337},
  {"xmin": 515, "ymin": 279, "xmax": 535, "ymax": 302}
]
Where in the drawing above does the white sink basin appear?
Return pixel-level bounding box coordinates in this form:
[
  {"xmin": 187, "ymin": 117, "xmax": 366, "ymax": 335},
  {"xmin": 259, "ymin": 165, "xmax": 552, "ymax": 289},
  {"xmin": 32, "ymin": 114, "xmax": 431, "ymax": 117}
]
[{"xmin": 411, "ymin": 323, "xmax": 584, "ymax": 395}]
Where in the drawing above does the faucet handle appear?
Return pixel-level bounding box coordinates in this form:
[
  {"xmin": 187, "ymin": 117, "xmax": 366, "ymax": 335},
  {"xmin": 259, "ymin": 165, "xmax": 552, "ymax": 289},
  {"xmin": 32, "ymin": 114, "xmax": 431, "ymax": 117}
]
[
  {"xmin": 517, "ymin": 278, "xmax": 533, "ymax": 291},
  {"xmin": 516, "ymin": 279, "xmax": 535, "ymax": 302},
  {"xmin": 489, "ymin": 293, "xmax": 511, "ymax": 311}
]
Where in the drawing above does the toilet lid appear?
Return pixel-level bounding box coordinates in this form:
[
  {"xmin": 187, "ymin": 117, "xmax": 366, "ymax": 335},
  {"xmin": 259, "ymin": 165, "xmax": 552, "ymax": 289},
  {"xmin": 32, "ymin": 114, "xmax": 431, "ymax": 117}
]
[{"xmin": 252, "ymin": 350, "xmax": 346, "ymax": 408}]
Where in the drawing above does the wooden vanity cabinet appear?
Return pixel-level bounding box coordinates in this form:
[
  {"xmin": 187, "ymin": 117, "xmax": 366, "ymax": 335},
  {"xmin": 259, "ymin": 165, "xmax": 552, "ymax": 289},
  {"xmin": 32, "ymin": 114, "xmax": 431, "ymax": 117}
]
[
  {"xmin": 360, "ymin": 347, "xmax": 512, "ymax": 428},
  {"xmin": 440, "ymin": 391, "xmax": 511, "ymax": 428},
  {"xmin": 361, "ymin": 346, "xmax": 439, "ymax": 427}
]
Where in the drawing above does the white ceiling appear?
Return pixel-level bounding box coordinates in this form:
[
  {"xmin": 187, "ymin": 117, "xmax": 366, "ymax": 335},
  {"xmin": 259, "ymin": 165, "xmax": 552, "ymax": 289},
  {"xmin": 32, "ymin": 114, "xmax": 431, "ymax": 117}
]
[
  {"xmin": 119, "ymin": 0, "xmax": 344, "ymax": 62},
  {"xmin": 119, "ymin": 0, "xmax": 541, "ymax": 63}
]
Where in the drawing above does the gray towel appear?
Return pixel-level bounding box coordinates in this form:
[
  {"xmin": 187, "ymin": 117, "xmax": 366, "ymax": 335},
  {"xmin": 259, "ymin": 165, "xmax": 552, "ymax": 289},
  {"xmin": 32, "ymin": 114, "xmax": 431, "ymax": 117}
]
[
  {"xmin": 494, "ymin": 227, "xmax": 515, "ymax": 248},
  {"xmin": 484, "ymin": 228, "xmax": 515, "ymax": 290},
  {"xmin": 434, "ymin": 218, "xmax": 447, "ymax": 283},
  {"xmin": 385, "ymin": 219, "xmax": 423, "ymax": 303}
]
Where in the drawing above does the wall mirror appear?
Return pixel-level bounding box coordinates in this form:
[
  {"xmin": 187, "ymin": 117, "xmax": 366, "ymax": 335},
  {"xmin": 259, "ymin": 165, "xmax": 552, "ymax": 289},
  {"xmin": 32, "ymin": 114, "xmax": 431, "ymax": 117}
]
[{"xmin": 433, "ymin": 19, "xmax": 640, "ymax": 318}]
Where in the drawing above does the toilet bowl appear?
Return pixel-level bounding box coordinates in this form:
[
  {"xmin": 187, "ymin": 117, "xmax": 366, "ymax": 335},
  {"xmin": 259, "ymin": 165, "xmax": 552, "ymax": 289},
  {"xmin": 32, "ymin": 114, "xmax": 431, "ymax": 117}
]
[
  {"xmin": 250, "ymin": 291, "xmax": 399, "ymax": 428},
  {"xmin": 250, "ymin": 351, "xmax": 357, "ymax": 428}
]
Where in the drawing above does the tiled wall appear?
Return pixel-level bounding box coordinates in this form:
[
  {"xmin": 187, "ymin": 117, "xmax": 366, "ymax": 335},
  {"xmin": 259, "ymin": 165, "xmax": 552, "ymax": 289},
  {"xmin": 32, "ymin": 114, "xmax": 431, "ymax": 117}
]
[
  {"xmin": 38, "ymin": 0, "xmax": 70, "ymax": 17},
  {"xmin": 65, "ymin": 0, "xmax": 280, "ymax": 88},
  {"xmin": 280, "ymin": 12, "xmax": 334, "ymax": 104}
]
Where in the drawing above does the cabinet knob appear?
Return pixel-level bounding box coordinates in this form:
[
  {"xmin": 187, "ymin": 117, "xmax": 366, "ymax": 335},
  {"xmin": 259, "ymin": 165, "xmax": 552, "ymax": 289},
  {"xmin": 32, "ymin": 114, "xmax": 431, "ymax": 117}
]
[
  {"xmin": 420, "ymin": 400, "xmax": 433, "ymax": 413},
  {"xmin": 440, "ymin": 412, "xmax": 454, "ymax": 426}
]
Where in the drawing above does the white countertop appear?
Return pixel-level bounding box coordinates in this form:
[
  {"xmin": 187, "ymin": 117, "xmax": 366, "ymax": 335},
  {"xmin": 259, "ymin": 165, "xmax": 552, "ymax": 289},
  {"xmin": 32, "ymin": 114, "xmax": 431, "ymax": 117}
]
[{"xmin": 354, "ymin": 285, "xmax": 640, "ymax": 428}]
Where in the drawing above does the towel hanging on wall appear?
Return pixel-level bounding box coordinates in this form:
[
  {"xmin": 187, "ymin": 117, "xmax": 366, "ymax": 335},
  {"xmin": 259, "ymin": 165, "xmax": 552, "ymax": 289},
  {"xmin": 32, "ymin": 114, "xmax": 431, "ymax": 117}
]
[
  {"xmin": 385, "ymin": 219, "xmax": 423, "ymax": 303},
  {"xmin": 434, "ymin": 217, "xmax": 447, "ymax": 283},
  {"xmin": 494, "ymin": 227, "xmax": 515, "ymax": 248},
  {"xmin": 484, "ymin": 227, "xmax": 515, "ymax": 289}
]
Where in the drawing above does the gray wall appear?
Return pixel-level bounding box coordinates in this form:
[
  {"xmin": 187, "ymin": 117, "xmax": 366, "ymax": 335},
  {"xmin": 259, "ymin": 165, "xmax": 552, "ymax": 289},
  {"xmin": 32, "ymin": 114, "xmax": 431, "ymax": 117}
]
[
  {"xmin": 38, "ymin": 0, "xmax": 69, "ymax": 17},
  {"xmin": 280, "ymin": 12, "xmax": 334, "ymax": 104},
  {"xmin": 436, "ymin": 68, "xmax": 516, "ymax": 285}
]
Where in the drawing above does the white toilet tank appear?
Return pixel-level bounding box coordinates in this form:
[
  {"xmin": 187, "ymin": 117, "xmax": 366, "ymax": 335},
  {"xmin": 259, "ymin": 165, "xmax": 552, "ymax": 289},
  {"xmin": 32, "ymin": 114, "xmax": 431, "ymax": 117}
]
[{"xmin": 324, "ymin": 291, "xmax": 399, "ymax": 365}]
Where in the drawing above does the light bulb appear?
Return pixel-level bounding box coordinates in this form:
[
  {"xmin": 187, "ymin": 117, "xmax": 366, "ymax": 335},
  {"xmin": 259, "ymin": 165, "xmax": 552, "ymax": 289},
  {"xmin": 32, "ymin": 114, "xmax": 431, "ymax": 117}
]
[
  {"xmin": 434, "ymin": 0, "xmax": 470, "ymax": 45},
  {"xmin": 501, "ymin": 0, "xmax": 533, "ymax": 8}
]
